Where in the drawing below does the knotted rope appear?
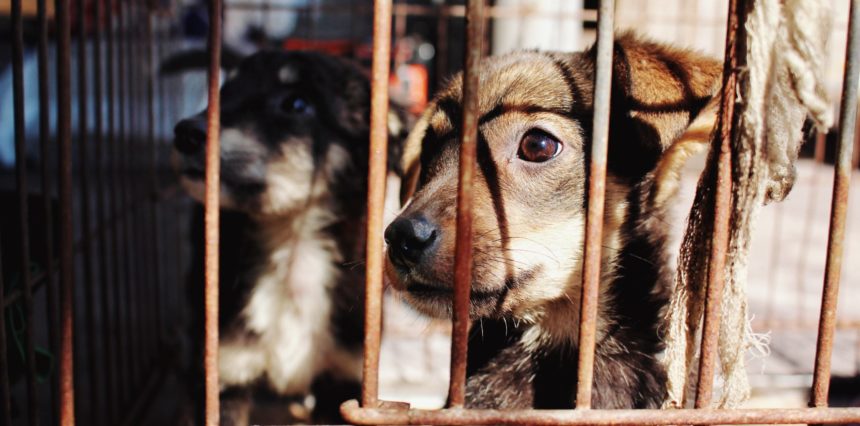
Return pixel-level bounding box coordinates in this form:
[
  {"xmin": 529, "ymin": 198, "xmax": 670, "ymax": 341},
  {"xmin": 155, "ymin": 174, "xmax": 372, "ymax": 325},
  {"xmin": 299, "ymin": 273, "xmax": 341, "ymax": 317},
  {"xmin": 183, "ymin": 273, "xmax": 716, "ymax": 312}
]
[{"xmin": 662, "ymin": 0, "xmax": 833, "ymax": 408}]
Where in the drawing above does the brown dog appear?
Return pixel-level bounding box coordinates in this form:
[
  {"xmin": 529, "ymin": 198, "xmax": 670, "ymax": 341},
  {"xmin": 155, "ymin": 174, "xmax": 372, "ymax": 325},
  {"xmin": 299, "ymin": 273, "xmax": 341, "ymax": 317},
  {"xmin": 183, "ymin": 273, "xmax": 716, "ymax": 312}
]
[{"xmin": 384, "ymin": 33, "xmax": 721, "ymax": 409}]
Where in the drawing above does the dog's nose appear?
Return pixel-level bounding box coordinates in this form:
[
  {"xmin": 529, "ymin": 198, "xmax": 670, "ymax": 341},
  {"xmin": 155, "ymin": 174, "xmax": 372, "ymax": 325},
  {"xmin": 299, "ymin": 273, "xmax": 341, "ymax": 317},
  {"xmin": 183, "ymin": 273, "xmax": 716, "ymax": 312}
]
[
  {"xmin": 174, "ymin": 118, "xmax": 208, "ymax": 155},
  {"xmin": 385, "ymin": 215, "xmax": 438, "ymax": 268}
]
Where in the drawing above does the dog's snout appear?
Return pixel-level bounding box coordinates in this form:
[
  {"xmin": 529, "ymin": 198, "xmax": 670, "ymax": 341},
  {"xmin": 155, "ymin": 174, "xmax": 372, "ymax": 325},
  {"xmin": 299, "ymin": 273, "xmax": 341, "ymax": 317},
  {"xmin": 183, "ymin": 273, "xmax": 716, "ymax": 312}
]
[
  {"xmin": 174, "ymin": 118, "xmax": 207, "ymax": 155},
  {"xmin": 385, "ymin": 216, "xmax": 438, "ymax": 268}
]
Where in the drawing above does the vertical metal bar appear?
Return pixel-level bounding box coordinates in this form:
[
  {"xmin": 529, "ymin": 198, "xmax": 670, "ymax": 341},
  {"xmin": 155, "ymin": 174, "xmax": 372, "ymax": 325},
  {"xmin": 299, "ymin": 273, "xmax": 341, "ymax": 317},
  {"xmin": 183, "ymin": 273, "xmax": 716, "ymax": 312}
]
[
  {"xmin": 117, "ymin": 0, "xmax": 138, "ymax": 394},
  {"xmin": 93, "ymin": 0, "xmax": 117, "ymax": 421},
  {"xmin": 158, "ymin": 14, "xmax": 175, "ymax": 334},
  {"xmin": 448, "ymin": 0, "xmax": 484, "ymax": 409},
  {"xmin": 129, "ymin": 1, "xmax": 148, "ymax": 377},
  {"xmin": 145, "ymin": 6, "xmax": 163, "ymax": 358},
  {"xmin": 695, "ymin": 0, "xmax": 745, "ymax": 409},
  {"xmin": 37, "ymin": 0, "xmax": 60, "ymax": 418},
  {"xmin": 106, "ymin": 0, "xmax": 127, "ymax": 418},
  {"xmin": 0, "ymin": 237, "xmax": 10, "ymax": 426},
  {"xmin": 815, "ymin": 129, "xmax": 827, "ymax": 163},
  {"xmin": 205, "ymin": 0, "xmax": 223, "ymax": 422},
  {"xmin": 362, "ymin": 0, "xmax": 392, "ymax": 408},
  {"xmin": 57, "ymin": 0, "xmax": 77, "ymax": 420},
  {"xmin": 77, "ymin": 0, "xmax": 99, "ymax": 420},
  {"xmin": 126, "ymin": 1, "xmax": 139, "ymax": 383},
  {"xmin": 133, "ymin": 1, "xmax": 154, "ymax": 371},
  {"xmin": 12, "ymin": 0, "xmax": 41, "ymax": 423},
  {"xmin": 575, "ymin": 0, "xmax": 614, "ymax": 409},
  {"xmin": 811, "ymin": 0, "xmax": 859, "ymax": 408}
]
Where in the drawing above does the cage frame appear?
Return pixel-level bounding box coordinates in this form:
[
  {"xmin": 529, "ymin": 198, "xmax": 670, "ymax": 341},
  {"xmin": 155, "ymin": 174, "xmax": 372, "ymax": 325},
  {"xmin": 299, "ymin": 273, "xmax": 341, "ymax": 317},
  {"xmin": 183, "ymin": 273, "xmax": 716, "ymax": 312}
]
[{"xmin": 3, "ymin": 0, "xmax": 859, "ymax": 424}]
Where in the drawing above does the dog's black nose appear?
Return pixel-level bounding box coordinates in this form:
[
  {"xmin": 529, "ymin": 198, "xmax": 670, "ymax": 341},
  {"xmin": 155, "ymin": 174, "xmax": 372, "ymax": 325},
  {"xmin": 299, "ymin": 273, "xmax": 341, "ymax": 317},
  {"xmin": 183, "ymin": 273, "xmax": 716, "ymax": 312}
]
[
  {"xmin": 174, "ymin": 118, "xmax": 207, "ymax": 155},
  {"xmin": 385, "ymin": 216, "xmax": 438, "ymax": 268}
]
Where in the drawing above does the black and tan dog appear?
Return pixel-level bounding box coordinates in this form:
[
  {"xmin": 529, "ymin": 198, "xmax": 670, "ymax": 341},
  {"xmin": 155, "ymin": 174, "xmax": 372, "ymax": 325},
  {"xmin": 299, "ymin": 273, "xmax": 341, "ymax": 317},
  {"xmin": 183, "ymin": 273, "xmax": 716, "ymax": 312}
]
[
  {"xmin": 385, "ymin": 33, "xmax": 721, "ymax": 409},
  {"xmin": 172, "ymin": 50, "xmax": 406, "ymax": 424}
]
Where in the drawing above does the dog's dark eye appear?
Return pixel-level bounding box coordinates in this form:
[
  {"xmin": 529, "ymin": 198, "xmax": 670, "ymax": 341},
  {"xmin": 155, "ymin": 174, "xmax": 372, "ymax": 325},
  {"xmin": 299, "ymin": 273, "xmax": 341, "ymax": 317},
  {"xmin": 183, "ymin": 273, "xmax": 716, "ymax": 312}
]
[
  {"xmin": 518, "ymin": 130, "xmax": 561, "ymax": 162},
  {"xmin": 281, "ymin": 96, "xmax": 314, "ymax": 116}
]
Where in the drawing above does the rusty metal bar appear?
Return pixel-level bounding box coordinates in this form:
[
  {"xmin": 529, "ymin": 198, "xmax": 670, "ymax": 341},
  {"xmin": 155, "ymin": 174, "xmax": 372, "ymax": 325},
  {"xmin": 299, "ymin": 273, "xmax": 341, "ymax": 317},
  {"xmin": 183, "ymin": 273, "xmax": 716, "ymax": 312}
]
[
  {"xmin": 339, "ymin": 400, "xmax": 860, "ymax": 425},
  {"xmin": 811, "ymin": 0, "xmax": 859, "ymax": 408},
  {"xmin": 575, "ymin": 0, "xmax": 614, "ymax": 409},
  {"xmin": 130, "ymin": 1, "xmax": 150, "ymax": 380},
  {"xmin": 752, "ymin": 318, "xmax": 860, "ymax": 330},
  {"xmin": 138, "ymin": 0, "xmax": 152, "ymax": 367},
  {"xmin": 225, "ymin": 2, "xmax": 594, "ymax": 21},
  {"xmin": 76, "ymin": 0, "xmax": 100, "ymax": 420},
  {"xmin": 116, "ymin": 0, "xmax": 131, "ymax": 412},
  {"xmin": 117, "ymin": 0, "xmax": 138, "ymax": 397},
  {"xmin": 145, "ymin": 6, "xmax": 164, "ymax": 358},
  {"xmin": 106, "ymin": 0, "xmax": 128, "ymax": 417},
  {"xmin": 135, "ymin": 0, "xmax": 156, "ymax": 372},
  {"xmin": 36, "ymin": 0, "xmax": 60, "ymax": 417},
  {"xmin": 205, "ymin": 0, "xmax": 223, "ymax": 422},
  {"xmin": 448, "ymin": 0, "xmax": 484, "ymax": 409},
  {"xmin": 92, "ymin": 0, "xmax": 119, "ymax": 421},
  {"xmin": 12, "ymin": 0, "xmax": 41, "ymax": 423},
  {"xmin": 694, "ymin": 0, "xmax": 745, "ymax": 409},
  {"xmin": 815, "ymin": 128, "xmax": 827, "ymax": 163},
  {"xmin": 57, "ymin": 0, "xmax": 76, "ymax": 420},
  {"xmin": 362, "ymin": 0, "xmax": 393, "ymax": 408},
  {"xmin": 126, "ymin": 0, "xmax": 145, "ymax": 387}
]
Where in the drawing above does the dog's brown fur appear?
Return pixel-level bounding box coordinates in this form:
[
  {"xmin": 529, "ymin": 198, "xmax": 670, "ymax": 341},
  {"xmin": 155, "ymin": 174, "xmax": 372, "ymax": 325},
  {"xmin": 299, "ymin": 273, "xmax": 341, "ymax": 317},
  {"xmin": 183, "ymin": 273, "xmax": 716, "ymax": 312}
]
[{"xmin": 386, "ymin": 33, "xmax": 721, "ymax": 408}]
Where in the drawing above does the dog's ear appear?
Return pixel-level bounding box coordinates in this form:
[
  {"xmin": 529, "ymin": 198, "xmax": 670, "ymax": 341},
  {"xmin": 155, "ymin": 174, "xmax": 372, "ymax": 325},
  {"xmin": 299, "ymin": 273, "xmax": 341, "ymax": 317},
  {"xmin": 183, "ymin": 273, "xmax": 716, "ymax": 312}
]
[{"xmin": 600, "ymin": 33, "xmax": 722, "ymax": 180}]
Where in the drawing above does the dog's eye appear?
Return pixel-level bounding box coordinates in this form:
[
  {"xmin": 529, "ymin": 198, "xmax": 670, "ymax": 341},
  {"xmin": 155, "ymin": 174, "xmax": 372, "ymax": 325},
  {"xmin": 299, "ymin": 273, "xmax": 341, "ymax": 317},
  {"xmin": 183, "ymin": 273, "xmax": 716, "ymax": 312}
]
[
  {"xmin": 281, "ymin": 96, "xmax": 314, "ymax": 115},
  {"xmin": 517, "ymin": 130, "xmax": 561, "ymax": 162}
]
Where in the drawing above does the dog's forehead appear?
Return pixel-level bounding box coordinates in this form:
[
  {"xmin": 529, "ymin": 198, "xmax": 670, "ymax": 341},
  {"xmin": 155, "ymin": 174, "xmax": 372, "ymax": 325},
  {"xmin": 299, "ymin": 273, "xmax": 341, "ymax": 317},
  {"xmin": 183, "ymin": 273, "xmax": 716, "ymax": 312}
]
[
  {"xmin": 229, "ymin": 52, "xmax": 312, "ymax": 89},
  {"xmin": 428, "ymin": 51, "xmax": 590, "ymax": 135}
]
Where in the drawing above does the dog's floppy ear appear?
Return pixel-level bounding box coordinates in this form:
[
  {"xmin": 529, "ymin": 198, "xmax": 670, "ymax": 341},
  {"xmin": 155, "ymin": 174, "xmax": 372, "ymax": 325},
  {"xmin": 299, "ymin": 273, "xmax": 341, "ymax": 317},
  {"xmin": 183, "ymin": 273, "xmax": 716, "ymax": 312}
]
[{"xmin": 601, "ymin": 33, "xmax": 722, "ymax": 179}]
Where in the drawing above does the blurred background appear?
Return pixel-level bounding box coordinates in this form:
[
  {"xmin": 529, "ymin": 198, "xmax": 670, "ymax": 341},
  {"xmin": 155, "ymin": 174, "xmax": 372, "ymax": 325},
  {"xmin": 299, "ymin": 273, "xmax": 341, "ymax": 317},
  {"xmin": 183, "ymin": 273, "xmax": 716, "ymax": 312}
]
[{"xmin": 0, "ymin": 0, "xmax": 857, "ymax": 424}]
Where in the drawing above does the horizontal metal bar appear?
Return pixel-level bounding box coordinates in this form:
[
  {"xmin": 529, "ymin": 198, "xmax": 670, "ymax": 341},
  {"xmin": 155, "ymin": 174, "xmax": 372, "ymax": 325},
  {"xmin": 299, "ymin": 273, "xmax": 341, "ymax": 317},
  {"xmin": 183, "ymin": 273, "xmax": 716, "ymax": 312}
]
[
  {"xmin": 223, "ymin": 1, "xmax": 595, "ymax": 21},
  {"xmin": 754, "ymin": 318, "xmax": 860, "ymax": 330},
  {"xmin": 392, "ymin": 4, "xmax": 595, "ymax": 20},
  {"xmin": 341, "ymin": 400, "xmax": 860, "ymax": 425}
]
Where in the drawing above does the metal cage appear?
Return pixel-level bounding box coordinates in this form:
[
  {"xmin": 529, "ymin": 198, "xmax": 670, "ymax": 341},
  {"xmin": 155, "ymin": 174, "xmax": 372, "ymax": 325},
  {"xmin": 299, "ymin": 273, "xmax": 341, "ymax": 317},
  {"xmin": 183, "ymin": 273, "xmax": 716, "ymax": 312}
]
[{"xmin": 1, "ymin": 0, "xmax": 859, "ymax": 425}]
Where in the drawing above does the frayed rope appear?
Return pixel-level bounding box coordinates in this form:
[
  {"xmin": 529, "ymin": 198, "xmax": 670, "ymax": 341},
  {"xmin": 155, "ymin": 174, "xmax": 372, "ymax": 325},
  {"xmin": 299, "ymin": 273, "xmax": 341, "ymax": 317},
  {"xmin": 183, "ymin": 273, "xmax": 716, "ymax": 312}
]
[{"xmin": 662, "ymin": 0, "xmax": 832, "ymax": 409}]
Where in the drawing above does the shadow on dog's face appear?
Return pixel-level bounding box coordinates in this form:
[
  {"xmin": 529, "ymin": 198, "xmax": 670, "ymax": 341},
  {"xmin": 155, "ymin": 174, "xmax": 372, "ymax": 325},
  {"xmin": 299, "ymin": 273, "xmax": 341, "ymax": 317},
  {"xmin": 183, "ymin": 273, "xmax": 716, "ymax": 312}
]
[
  {"xmin": 172, "ymin": 51, "xmax": 371, "ymax": 216},
  {"xmin": 385, "ymin": 34, "xmax": 720, "ymax": 321}
]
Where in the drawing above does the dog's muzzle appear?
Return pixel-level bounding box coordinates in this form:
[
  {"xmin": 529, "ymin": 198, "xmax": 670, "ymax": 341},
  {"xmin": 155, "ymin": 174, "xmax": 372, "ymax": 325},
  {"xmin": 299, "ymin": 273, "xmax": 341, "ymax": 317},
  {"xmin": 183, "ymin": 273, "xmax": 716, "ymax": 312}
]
[{"xmin": 384, "ymin": 215, "xmax": 438, "ymax": 271}]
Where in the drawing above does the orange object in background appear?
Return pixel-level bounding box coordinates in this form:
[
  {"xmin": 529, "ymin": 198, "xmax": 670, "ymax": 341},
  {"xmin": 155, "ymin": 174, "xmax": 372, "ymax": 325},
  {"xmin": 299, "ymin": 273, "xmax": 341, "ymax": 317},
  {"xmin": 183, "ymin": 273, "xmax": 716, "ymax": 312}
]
[{"xmin": 390, "ymin": 63, "xmax": 428, "ymax": 115}]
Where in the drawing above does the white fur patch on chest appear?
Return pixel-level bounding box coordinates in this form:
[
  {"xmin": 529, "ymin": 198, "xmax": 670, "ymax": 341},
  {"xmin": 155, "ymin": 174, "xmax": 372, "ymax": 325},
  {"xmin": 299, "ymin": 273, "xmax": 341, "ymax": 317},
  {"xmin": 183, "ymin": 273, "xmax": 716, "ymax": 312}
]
[{"xmin": 217, "ymin": 224, "xmax": 361, "ymax": 394}]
